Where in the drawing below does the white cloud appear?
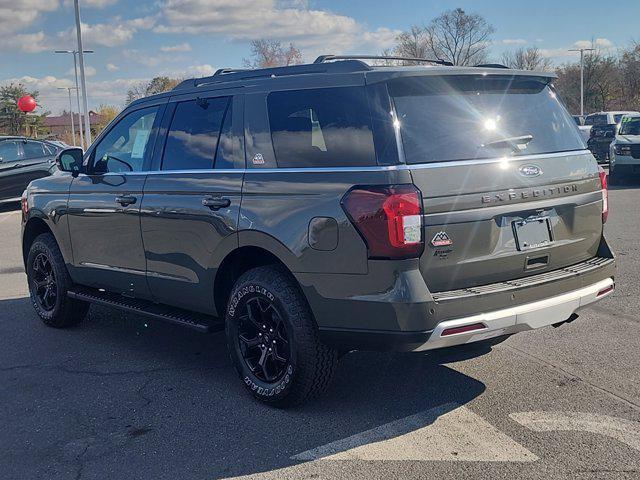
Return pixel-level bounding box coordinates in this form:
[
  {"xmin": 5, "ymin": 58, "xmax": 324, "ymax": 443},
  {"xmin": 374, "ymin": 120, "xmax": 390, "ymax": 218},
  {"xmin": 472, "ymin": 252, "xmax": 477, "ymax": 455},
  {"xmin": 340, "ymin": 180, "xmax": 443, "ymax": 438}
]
[
  {"xmin": 540, "ymin": 38, "xmax": 617, "ymax": 61},
  {"xmin": 0, "ymin": 31, "xmax": 50, "ymax": 53},
  {"xmin": 57, "ymin": 16, "xmax": 156, "ymax": 48},
  {"xmin": 106, "ymin": 63, "xmax": 119, "ymax": 71},
  {"xmin": 63, "ymin": 0, "xmax": 118, "ymax": 7},
  {"xmin": 0, "ymin": 0, "xmax": 59, "ymax": 35},
  {"xmin": 183, "ymin": 64, "xmax": 215, "ymax": 76},
  {"xmin": 160, "ymin": 42, "xmax": 191, "ymax": 52},
  {"xmin": 573, "ymin": 38, "xmax": 614, "ymax": 49},
  {"xmin": 502, "ymin": 38, "xmax": 527, "ymax": 45},
  {"xmin": 2, "ymin": 74, "xmax": 148, "ymax": 113},
  {"xmin": 66, "ymin": 66, "xmax": 96, "ymax": 77},
  {"xmin": 155, "ymin": 0, "xmax": 399, "ymax": 56}
]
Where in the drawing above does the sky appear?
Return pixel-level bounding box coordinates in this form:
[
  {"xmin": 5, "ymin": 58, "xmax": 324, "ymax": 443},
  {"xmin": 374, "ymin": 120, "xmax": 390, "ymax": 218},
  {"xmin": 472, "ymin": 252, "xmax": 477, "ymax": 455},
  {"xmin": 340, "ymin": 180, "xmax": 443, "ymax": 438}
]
[{"xmin": 1, "ymin": 0, "xmax": 639, "ymax": 114}]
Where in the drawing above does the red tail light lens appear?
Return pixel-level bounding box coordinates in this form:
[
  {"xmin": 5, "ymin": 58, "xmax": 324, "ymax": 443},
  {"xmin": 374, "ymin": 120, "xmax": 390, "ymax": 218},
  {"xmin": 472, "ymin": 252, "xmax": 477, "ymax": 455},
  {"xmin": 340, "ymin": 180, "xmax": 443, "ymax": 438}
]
[
  {"xmin": 342, "ymin": 184, "xmax": 424, "ymax": 259},
  {"xmin": 598, "ymin": 166, "xmax": 608, "ymax": 223}
]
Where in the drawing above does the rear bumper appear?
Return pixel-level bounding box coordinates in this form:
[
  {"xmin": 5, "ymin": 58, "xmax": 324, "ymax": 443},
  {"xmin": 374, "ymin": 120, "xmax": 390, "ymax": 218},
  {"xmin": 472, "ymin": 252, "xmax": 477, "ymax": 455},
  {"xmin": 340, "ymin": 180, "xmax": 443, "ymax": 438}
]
[
  {"xmin": 308, "ymin": 241, "xmax": 615, "ymax": 352},
  {"xmin": 414, "ymin": 277, "xmax": 614, "ymax": 351}
]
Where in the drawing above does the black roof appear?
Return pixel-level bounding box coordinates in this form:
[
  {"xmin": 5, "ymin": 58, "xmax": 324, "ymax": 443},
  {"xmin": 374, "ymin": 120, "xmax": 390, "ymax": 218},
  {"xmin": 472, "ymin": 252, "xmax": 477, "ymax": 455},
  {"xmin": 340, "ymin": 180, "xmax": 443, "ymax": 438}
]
[{"xmin": 128, "ymin": 55, "xmax": 554, "ymax": 108}]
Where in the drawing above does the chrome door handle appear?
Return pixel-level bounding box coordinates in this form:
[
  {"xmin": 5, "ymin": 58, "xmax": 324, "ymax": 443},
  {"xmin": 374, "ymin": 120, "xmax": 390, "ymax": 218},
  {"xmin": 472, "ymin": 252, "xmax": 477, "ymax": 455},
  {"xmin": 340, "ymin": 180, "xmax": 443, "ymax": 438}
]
[
  {"xmin": 115, "ymin": 195, "xmax": 137, "ymax": 206},
  {"xmin": 202, "ymin": 196, "xmax": 231, "ymax": 210}
]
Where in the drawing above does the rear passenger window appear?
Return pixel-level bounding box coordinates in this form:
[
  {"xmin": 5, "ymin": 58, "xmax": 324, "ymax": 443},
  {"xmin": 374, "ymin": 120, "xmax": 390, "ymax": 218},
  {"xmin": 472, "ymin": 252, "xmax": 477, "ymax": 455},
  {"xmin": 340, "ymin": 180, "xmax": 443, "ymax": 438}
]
[
  {"xmin": 162, "ymin": 97, "xmax": 230, "ymax": 171},
  {"xmin": 23, "ymin": 141, "xmax": 45, "ymax": 158},
  {"xmin": 267, "ymin": 87, "xmax": 376, "ymax": 168}
]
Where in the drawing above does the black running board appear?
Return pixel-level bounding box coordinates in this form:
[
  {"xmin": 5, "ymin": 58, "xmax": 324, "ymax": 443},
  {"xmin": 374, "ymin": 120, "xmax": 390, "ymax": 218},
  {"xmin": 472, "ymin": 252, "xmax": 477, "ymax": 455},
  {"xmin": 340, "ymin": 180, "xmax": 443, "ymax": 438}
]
[{"xmin": 68, "ymin": 287, "xmax": 222, "ymax": 333}]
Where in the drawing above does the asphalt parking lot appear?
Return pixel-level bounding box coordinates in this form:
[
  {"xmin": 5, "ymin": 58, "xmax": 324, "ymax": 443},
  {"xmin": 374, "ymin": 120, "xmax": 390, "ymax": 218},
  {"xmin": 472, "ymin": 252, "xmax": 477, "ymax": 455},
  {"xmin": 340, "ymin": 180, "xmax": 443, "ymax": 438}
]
[{"xmin": 1, "ymin": 183, "xmax": 639, "ymax": 480}]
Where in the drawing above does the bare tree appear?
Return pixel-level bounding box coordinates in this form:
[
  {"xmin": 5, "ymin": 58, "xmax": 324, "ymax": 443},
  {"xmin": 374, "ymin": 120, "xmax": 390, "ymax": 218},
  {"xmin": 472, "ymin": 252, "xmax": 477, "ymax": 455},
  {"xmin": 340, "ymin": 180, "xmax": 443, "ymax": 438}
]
[
  {"xmin": 424, "ymin": 8, "xmax": 495, "ymax": 65},
  {"xmin": 501, "ymin": 47, "xmax": 552, "ymax": 71},
  {"xmin": 244, "ymin": 40, "xmax": 303, "ymax": 68},
  {"xmin": 392, "ymin": 26, "xmax": 431, "ymax": 64},
  {"xmin": 554, "ymin": 49, "xmax": 620, "ymax": 113},
  {"xmin": 125, "ymin": 82, "xmax": 147, "ymax": 105}
]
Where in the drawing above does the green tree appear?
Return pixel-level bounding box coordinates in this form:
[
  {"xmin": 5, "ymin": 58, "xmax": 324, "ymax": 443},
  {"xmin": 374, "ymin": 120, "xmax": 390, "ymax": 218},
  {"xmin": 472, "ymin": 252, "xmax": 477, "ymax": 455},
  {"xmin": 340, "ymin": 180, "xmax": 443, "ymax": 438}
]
[{"xmin": 0, "ymin": 83, "xmax": 45, "ymax": 136}]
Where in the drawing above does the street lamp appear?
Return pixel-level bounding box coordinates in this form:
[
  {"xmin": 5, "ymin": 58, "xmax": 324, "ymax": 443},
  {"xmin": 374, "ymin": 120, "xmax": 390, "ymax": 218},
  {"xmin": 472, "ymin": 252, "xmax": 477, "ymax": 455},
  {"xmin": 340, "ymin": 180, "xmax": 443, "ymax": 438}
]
[
  {"xmin": 57, "ymin": 87, "xmax": 78, "ymax": 146},
  {"xmin": 54, "ymin": 49, "xmax": 93, "ymax": 149},
  {"xmin": 568, "ymin": 47, "xmax": 595, "ymax": 117}
]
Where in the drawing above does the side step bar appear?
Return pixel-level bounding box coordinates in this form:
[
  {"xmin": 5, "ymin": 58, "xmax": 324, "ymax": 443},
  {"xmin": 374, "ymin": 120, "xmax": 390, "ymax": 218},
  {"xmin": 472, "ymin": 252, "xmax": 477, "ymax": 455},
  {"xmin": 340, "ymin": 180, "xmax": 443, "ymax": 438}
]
[{"xmin": 67, "ymin": 288, "xmax": 222, "ymax": 334}]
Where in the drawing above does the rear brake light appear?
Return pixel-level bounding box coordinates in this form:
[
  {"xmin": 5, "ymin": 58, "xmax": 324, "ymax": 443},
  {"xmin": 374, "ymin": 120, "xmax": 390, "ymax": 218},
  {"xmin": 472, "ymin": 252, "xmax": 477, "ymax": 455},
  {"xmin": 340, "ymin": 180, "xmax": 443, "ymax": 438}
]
[
  {"xmin": 598, "ymin": 166, "xmax": 608, "ymax": 223},
  {"xmin": 441, "ymin": 323, "xmax": 487, "ymax": 337},
  {"xmin": 342, "ymin": 184, "xmax": 424, "ymax": 259}
]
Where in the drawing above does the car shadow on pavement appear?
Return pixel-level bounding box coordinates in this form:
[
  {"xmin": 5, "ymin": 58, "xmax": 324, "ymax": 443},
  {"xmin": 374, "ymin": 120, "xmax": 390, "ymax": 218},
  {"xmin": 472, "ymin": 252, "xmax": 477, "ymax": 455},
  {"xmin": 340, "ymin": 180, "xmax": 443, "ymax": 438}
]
[{"xmin": 0, "ymin": 297, "xmax": 488, "ymax": 480}]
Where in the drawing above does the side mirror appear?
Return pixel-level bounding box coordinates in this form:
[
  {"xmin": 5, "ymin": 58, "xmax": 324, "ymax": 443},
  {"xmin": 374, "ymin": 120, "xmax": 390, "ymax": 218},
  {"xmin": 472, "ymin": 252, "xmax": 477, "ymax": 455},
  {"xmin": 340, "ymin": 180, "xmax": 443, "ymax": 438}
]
[{"xmin": 55, "ymin": 148, "xmax": 84, "ymax": 176}]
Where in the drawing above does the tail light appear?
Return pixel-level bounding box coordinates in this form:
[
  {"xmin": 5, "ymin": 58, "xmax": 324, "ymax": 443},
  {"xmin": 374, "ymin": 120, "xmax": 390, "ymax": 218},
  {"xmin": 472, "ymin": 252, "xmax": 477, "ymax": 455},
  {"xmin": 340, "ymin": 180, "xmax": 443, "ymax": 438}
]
[
  {"xmin": 342, "ymin": 184, "xmax": 424, "ymax": 259},
  {"xmin": 598, "ymin": 166, "xmax": 608, "ymax": 223}
]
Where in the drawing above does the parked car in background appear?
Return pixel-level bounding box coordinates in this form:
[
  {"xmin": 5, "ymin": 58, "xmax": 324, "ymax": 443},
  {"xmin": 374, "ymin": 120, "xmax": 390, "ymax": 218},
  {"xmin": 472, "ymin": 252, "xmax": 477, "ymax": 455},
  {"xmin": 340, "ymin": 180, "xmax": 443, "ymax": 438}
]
[
  {"xmin": 0, "ymin": 137, "xmax": 61, "ymax": 204},
  {"xmin": 586, "ymin": 111, "xmax": 639, "ymax": 163},
  {"xmin": 610, "ymin": 113, "xmax": 640, "ymax": 184},
  {"xmin": 573, "ymin": 115, "xmax": 592, "ymax": 142}
]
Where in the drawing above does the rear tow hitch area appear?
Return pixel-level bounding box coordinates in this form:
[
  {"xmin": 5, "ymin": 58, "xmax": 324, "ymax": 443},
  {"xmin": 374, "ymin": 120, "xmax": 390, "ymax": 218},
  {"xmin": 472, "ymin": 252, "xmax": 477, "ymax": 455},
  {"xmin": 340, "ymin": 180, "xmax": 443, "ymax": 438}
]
[{"xmin": 552, "ymin": 313, "xmax": 579, "ymax": 328}]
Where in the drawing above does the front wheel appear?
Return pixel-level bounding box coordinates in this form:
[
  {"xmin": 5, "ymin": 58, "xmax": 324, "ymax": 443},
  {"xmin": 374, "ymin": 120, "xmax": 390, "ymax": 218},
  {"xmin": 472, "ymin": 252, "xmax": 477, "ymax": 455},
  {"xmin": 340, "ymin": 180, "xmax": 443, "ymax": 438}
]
[
  {"xmin": 225, "ymin": 265, "xmax": 338, "ymax": 407},
  {"xmin": 27, "ymin": 233, "xmax": 89, "ymax": 328}
]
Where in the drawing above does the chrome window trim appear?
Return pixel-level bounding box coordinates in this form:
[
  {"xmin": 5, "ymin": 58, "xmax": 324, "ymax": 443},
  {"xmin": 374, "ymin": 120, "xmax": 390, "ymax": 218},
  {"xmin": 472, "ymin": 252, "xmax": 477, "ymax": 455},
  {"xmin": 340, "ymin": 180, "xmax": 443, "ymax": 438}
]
[{"xmin": 77, "ymin": 150, "xmax": 590, "ymax": 176}]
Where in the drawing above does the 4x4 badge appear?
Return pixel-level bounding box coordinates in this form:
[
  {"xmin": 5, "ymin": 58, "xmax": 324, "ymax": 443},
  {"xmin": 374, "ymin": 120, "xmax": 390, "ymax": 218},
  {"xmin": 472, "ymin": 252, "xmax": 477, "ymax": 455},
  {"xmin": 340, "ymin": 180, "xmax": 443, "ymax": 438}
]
[{"xmin": 431, "ymin": 231, "xmax": 453, "ymax": 247}]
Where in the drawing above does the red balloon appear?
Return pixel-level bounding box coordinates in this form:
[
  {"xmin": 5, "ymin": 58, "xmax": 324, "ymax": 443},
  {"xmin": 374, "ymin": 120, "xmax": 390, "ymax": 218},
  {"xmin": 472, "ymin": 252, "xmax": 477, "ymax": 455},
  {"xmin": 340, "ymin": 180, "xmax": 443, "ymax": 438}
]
[{"xmin": 17, "ymin": 95, "xmax": 37, "ymax": 113}]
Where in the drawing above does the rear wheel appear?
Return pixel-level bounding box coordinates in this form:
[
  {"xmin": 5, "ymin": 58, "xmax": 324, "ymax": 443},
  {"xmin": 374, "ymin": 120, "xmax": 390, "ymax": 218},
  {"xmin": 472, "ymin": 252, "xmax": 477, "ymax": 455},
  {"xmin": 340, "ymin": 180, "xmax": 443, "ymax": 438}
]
[
  {"xmin": 27, "ymin": 233, "xmax": 89, "ymax": 327},
  {"xmin": 225, "ymin": 265, "xmax": 338, "ymax": 407}
]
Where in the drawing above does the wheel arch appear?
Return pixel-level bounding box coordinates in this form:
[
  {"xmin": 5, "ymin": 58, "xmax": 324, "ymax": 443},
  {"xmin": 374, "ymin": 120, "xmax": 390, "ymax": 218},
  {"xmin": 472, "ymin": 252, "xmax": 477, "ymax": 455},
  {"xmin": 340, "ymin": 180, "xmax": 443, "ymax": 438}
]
[
  {"xmin": 22, "ymin": 216, "xmax": 54, "ymax": 268},
  {"xmin": 213, "ymin": 244, "xmax": 303, "ymax": 318}
]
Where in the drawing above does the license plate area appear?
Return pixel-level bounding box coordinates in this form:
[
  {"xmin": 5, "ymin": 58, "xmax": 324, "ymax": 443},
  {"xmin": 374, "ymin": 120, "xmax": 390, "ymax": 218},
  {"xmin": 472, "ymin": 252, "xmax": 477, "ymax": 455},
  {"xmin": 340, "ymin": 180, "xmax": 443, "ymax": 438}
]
[{"xmin": 512, "ymin": 216, "xmax": 552, "ymax": 251}]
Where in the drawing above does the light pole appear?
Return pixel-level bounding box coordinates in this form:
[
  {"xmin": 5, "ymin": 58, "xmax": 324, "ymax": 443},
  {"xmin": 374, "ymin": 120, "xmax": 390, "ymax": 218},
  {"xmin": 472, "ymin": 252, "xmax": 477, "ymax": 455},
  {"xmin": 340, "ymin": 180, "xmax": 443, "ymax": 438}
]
[
  {"xmin": 58, "ymin": 87, "xmax": 78, "ymax": 146},
  {"xmin": 73, "ymin": 0, "xmax": 92, "ymax": 148},
  {"xmin": 54, "ymin": 49, "xmax": 93, "ymax": 149},
  {"xmin": 568, "ymin": 47, "xmax": 595, "ymax": 117}
]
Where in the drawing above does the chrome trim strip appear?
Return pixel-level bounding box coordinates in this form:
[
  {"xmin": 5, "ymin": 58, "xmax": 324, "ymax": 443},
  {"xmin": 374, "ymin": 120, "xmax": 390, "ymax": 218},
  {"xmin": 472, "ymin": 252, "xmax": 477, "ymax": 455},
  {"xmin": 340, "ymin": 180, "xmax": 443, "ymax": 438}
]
[
  {"xmin": 84, "ymin": 150, "xmax": 591, "ymax": 177},
  {"xmin": 79, "ymin": 262, "xmax": 146, "ymax": 276}
]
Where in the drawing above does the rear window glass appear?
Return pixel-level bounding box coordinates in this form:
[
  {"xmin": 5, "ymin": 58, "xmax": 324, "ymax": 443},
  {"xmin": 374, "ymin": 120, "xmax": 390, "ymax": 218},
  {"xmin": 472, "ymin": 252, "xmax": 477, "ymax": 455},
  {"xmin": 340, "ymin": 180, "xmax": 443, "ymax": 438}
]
[
  {"xmin": 619, "ymin": 117, "xmax": 640, "ymax": 135},
  {"xmin": 267, "ymin": 87, "xmax": 376, "ymax": 168},
  {"xmin": 162, "ymin": 97, "xmax": 230, "ymax": 171},
  {"xmin": 585, "ymin": 115, "xmax": 608, "ymax": 126},
  {"xmin": 389, "ymin": 76, "xmax": 585, "ymax": 164},
  {"xmin": 23, "ymin": 141, "xmax": 45, "ymax": 158}
]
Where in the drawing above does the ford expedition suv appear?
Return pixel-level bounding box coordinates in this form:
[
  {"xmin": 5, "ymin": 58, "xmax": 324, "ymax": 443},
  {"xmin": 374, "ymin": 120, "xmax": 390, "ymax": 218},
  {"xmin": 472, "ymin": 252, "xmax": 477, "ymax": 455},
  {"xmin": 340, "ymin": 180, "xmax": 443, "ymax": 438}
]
[{"xmin": 21, "ymin": 56, "xmax": 615, "ymax": 406}]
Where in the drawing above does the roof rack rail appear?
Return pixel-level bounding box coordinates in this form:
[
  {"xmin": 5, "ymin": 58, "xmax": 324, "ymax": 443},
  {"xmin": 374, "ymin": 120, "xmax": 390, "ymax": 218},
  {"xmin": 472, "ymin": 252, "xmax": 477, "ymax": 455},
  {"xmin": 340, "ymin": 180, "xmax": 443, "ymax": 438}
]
[
  {"xmin": 474, "ymin": 63, "xmax": 509, "ymax": 69},
  {"xmin": 172, "ymin": 60, "xmax": 372, "ymax": 91},
  {"xmin": 314, "ymin": 54, "xmax": 453, "ymax": 67}
]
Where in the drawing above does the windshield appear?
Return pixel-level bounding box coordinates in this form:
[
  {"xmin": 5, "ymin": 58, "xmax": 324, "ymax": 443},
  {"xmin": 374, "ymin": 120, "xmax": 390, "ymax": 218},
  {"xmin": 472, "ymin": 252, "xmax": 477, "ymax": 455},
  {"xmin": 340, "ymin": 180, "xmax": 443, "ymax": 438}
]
[
  {"xmin": 619, "ymin": 117, "xmax": 640, "ymax": 135},
  {"xmin": 389, "ymin": 75, "xmax": 585, "ymax": 164},
  {"xmin": 585, "ymin": 115, "xmax": 608, "ymax": 126}
]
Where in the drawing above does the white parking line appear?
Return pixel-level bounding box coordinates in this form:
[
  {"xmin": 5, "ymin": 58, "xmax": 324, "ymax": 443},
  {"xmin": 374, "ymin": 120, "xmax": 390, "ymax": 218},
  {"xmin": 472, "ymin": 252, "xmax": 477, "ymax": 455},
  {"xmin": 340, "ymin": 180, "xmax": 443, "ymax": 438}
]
[
  {"xmin": 293, "ymin": 403, "xmax": 538, "ymax": 462},
  {"xmin": 510, "ymin": 411, "xmax": 640, "ymax": 452}
]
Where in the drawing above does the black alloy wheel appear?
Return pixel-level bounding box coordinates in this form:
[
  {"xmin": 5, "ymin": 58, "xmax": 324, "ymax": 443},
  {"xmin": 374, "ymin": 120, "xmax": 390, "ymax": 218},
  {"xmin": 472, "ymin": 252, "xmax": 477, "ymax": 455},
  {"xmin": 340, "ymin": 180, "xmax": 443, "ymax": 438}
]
[
  {"xmin": 237, "ymin": 297, "xmax": 291, "ymax": 383},
  {"xmin": 30, "ymin": 252, "xmax": 57, "ymax": 311}
]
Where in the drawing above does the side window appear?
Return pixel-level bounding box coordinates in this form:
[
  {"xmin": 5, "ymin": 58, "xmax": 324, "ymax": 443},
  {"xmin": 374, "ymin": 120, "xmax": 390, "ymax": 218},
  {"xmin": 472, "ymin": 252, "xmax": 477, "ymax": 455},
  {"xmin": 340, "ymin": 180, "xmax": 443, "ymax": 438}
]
[
  {"xmin": 92, "ymin": 106, "xmax": 160, "ymax": 173},
  {"xmin": 162, "ymin": 97, "xmax": 229, "ymax": 171},
  {"xmin": 267, "ymin": 87, "xmax": 376, "ymax": 168},
  {"xmin": 0, "ymin": 141, "xmax": 20, "ymax": 162},
  {"xmin": 23, "ymin": 141, "xmax": 46, "ymax": 159}
]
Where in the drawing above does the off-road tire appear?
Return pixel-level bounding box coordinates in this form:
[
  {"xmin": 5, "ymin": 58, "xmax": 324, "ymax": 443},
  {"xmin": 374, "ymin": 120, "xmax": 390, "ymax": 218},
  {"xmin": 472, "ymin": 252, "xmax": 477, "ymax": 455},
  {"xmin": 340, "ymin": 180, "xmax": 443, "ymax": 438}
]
[
  {"xmin": 225, "ymin": 265, "xmax": 338, "ymax": 407},
  {"xmin": 27, "ymin": 233, "xmax": 89, "ymax": 327}
]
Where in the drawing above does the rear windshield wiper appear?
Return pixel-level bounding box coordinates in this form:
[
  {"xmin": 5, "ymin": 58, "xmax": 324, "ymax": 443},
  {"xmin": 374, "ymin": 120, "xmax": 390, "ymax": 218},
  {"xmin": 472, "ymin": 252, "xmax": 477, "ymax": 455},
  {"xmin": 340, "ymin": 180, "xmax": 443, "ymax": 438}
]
[{"xmin": 480, "ymin": 135, "xmax": 534, "ymax": 152}]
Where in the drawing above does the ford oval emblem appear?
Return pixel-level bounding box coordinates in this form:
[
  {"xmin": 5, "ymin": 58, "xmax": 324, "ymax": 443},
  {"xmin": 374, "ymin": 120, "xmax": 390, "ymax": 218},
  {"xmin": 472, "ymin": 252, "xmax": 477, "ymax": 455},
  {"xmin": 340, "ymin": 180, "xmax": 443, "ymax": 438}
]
[{"xmin": 519, "ymin": 164, "xmax": 543, "ymax": 177}]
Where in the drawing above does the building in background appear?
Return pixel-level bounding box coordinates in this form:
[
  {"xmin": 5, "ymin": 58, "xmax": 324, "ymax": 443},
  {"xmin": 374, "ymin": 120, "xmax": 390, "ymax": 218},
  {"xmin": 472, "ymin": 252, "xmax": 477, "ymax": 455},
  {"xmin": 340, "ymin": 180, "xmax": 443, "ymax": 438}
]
[{"xmin": 43, "ymin": 111, "xmax": 102, "ymax": 144}]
